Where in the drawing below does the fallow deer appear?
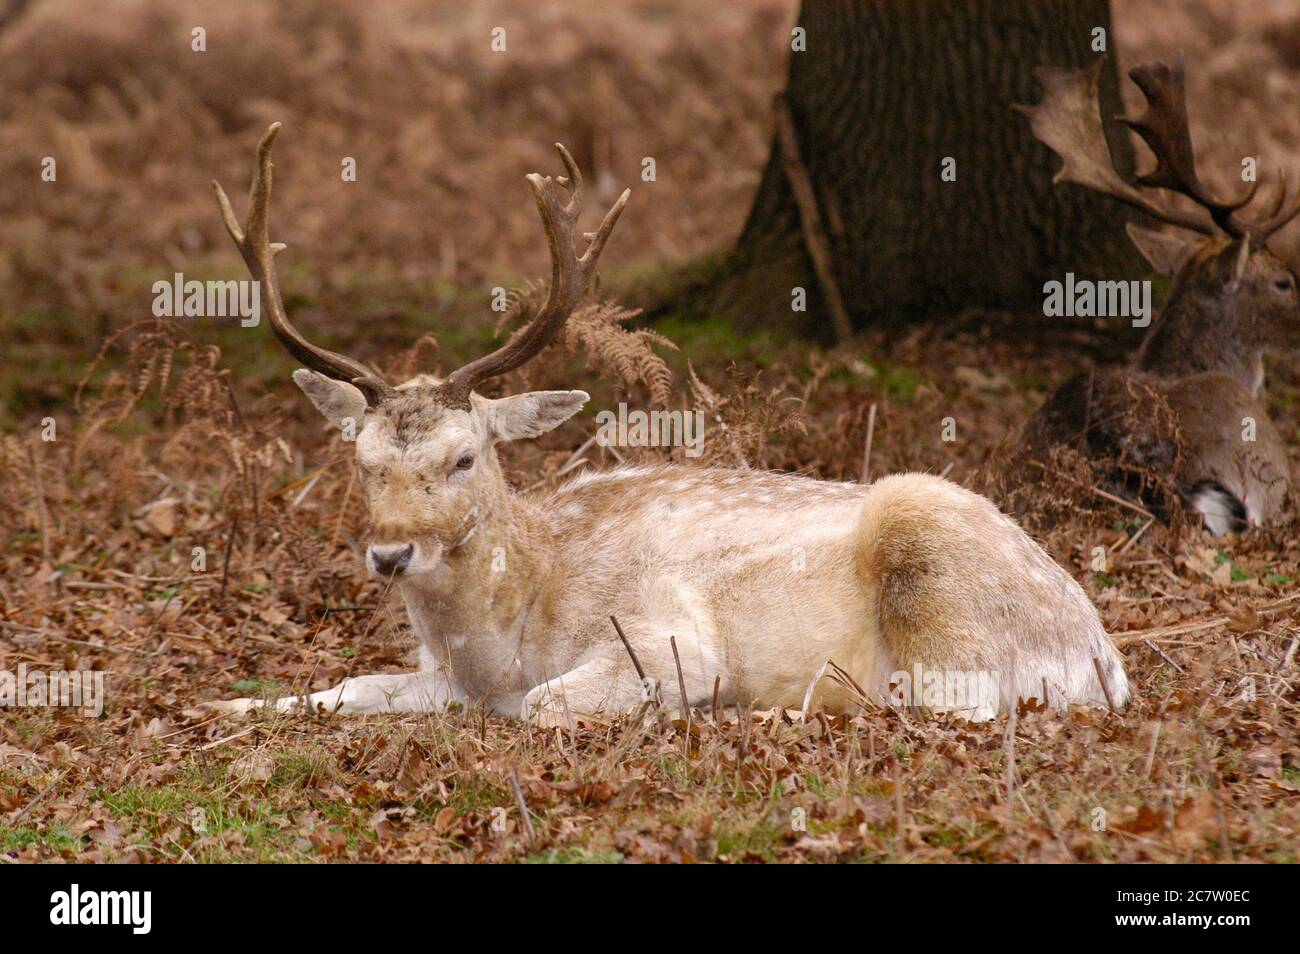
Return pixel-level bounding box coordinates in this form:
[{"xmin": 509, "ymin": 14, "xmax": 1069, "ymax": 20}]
[
  {"xmin": 204, "ymin": 124, "xmax": 1127, "ymax": 723},
  {"xmin": 1015, "ymin": 58, "xmax": 1298, "ymax": 534}
]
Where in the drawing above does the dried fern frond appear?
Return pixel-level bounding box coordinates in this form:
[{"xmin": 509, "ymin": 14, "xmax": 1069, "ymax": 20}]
[
  {"xmin": 394, "ymin": 333, "xmax": 441, "ymax": 383},
  {"xmin": 77, "ymin": 318, "xmax": 235, "ymax": 427},
  {"xmin": 498, "ymin": 282, "xmax": 677, "ymax": 407},
  {"xmin": 687, "ymin": 361, "xmax": 807, "ymax": 470}
]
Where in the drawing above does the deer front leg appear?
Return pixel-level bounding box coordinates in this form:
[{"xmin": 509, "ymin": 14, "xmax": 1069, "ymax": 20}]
[
  {"xmin": 521, "ymin": 656, "xmax": 650, "ymax": 728},
  {"xmin": 204, "ymin": 671, "xmax": 453, "ymax": 716}
]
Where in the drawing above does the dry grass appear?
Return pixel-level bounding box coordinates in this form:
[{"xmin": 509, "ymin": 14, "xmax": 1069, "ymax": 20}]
[{"xmin": 1, "ymin": 0, "xmax": 1299, "ymax": 863}]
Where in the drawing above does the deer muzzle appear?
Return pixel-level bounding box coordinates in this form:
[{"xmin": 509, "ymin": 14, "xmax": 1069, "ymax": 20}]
[{"xmin": 368, "ymin": 543, "xmax": 414, "ymax": 578}]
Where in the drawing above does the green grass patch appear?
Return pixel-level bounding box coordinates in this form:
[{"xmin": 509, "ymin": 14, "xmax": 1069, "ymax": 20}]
[{"xmin": 0, "ymin": 824, "xmax": 83, "ymax": 854}]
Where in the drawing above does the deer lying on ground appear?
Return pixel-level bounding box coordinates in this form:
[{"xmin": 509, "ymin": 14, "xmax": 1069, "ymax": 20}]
[
  {"xmin": 1015, "ymin": 58, "xmax": 1297, "ymax": 534},
  {"xmin": 204, "ymin": 124, "xmax": 1127, "ymax": 723}
]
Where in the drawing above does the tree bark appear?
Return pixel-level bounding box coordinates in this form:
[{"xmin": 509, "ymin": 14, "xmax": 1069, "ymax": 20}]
[{"xmin": 709, "ymin": 0, "xmax": 1143, "ymax": 339}]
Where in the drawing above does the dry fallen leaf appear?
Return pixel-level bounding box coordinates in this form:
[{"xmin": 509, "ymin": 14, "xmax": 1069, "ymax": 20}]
[
  {"xmin": 232, "ymin": 751, "xmax": 275, "ymax": 784},
  {"xmin": 134, "ymin": 497, "xmax": 179, "ymax": 537}
]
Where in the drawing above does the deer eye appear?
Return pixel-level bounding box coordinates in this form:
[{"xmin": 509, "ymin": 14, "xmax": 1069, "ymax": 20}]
[
  {"xmin": 1272, "ymin": 272, "xmax": 1295, "ymax": 293},
  {"xmin": 454, "ymin": 454, "xmax": 475, "ymax": 471}
]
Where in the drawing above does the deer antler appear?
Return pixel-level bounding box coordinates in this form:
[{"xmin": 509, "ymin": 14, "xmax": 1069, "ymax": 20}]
[
  {"xmin": 1251, "ymin": 168, "xmax": 1300, "ymax": 239},
  {"xmin": 213, "ymin": 123, "xmax": 391, "ymax": 404},
  {"xmin": 1017, "ymin": 56, "xmax": 1300, "ymax": 242},
  {"xmin": 436, "ymin": 144, "xmax": 630, "ymax": 407},
  {"xmin": 1118, "ymin": 57, "xmax": 1257, "ymax": 235},
  {"xmin": 1014, "ymin": 58, "xmax": 1216, "ymax": 236}
]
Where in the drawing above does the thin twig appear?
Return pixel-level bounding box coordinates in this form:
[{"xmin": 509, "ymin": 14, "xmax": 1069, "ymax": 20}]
[
  {"xmin": 893, "ymin": 757, "xmax": 905, "ymax": 841},
  {"xmin": 198, "ymin": 725, "xmax": 259, "ymax": 751},
  {"xmin": 1113, "ymin": 592, "xmax": 1300, "ymax": 647},
  {"xmin": 142, "ymin": 591, "xmax": 181, "ymax": 646},
  {"xmin": 1025, "ymin": 459, "xmax": 1157, "ymax": 520},
  {"xmin": 6, "ymin": 770, "xmax": 65, "ymax": 826},
  {"xmin": 861, "ymin": 403, "xmax": 877, "ymax": 484},
  {"xmin": 1143, "ymin": 722, "xmax": 1161, "ymax": 781},
  {"xmin": 670, "ymin": 636, "xmax": 691, "ymax": 739},
  {"xmin": 1116, "ymin": 518, "xmax": 1154, "ymax": 555},
  {"xmin": 1004, "ymin": 702, "xmax": 1018, "ymax": 823},
  {"xmin": 736, "ymin": 703, "xmax": 751, "ymax": 772},
  {"xmin": 1089, "ymin": 485, "xmax": 1156, "ymax": 520},
  {"xmin": 509, "ymin": 770, "xmax": 536, "ymax": 847},
  {"xmin": 331, "ymin": 463, "xmax": 357, "ymax": 550},
  {"xmin": 1092, "ymin": 657, "xmax": 1118, "ymax": 713},
  {"xmin": 528, "ymin": 434, "xmax": 598, "ymax": 491},
  {"xmin": 219, "ymin": 512, "xmax": 239, "ymax": 605},
  {"xmin": 1144, "ymin": 638, "xmax": 1184, "ymax": 673},
  {"xmin": 609, "ymin": 616, "xmax": 646, "ymax": 681},
  {"xmin": 289, "ymin": 472, "xmax": 324, "ymax": 510}
]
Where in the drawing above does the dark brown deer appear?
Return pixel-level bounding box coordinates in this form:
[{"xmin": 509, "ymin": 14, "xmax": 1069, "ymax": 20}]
[{"xmin": 1014, "ymin": 57, "xmax": 1298, "ymax": 534}]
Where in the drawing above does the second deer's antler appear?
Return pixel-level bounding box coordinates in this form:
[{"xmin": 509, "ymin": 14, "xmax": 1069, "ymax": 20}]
[
  {"xmin": 1118, "ymin": 58, "xmax": 1257, "ymax": 234},
  {"xmin": 435, "ymin": 144, "xmax": 630, "ymax": 407},
  {"xmin": 1016, "ymin": 56, "xmax": 1300, "ymax": 242},
  {"xmin": 1014, "ymin": 58, "xmax": 1215, "ymax": 236}
]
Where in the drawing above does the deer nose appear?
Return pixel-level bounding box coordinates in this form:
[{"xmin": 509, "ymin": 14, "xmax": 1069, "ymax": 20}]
[{"xmin": 369, "ymin": 543, "xmax": 414, "ymax": 577}]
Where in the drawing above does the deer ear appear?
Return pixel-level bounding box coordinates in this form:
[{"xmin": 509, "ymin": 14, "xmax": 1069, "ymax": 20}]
[
  {"xmin": 480, "ymin": 390, "xmax": 588, "ymax": 443},
  {"xmin": 1125, "ymin": 223, "xmax": 1198, "ymax": 276},
  {"xmin": 293, "ymin": 369, "xmax": 368, "ymax": 430}
]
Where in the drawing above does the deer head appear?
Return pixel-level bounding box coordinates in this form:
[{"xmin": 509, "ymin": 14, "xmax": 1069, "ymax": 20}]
[
  {"xmin": 213, "ymin": 124, "xmax": 628, "ymax": 578},
  {"xmin": 1016, "ymin": 57, "xmax": 1299, "ymax": 358}
]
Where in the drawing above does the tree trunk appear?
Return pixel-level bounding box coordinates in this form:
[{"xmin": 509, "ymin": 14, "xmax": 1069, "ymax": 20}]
[{"xmin": 709, "ymin": 0, "xmax": 1143, "ymax": 339}]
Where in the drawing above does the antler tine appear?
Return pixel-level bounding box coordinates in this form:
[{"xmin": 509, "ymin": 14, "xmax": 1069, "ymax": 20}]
[
  {"xmin": 1118, "ymin": 56, "xmax": 1256, "ymax": 236},
  {"xmin": 212, "ymin": 123, "xmax": 390, "ymax": 404},
  {"xmin": 1260, "ymin": 169, "xmax": 1290, "ymax": 221},
  {"xmin": 1254, "ymin": 171, "xmax": 1300, "ymax": 238},
  {"xmin": 438, "ymin": 144, "xmax": 630, "ymax": 404},
  {"xmin": 1014, "ymin": 58, "xmax": 1216, "ymax": 236}
]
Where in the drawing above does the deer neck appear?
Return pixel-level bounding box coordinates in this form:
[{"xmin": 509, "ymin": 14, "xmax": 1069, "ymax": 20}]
[
  {"xmin": 396, "ymin": 484, "xmax": 555, "ymax": 693},
  {"xmin": 1133, "ymin": 288, "xmax": 1263, "ymax": 393}
]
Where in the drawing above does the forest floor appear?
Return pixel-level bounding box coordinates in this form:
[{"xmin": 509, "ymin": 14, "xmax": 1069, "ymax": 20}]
[
  {"xmin": 2, "ymin": 0, "xmax": 1298, "ymax": 862},
  {"xmin": 2, "ymin": 296, "xmax": 1297, "ymax": 863}
]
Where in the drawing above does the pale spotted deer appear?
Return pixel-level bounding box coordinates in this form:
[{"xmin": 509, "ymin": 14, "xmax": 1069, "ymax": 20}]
[
  {"xmin": 1016, "ymin": 58, "xmax": 1298, "ymax": 534},
  {"xmin": 204, "ymin": 124, "xmax": 1127, "ymax": 723}
]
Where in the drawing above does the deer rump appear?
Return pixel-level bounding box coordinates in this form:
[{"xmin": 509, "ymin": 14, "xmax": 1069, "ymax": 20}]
[{"xmin": 1018, "ymin": 368, "xmax": 1288, "ymax": 533}]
